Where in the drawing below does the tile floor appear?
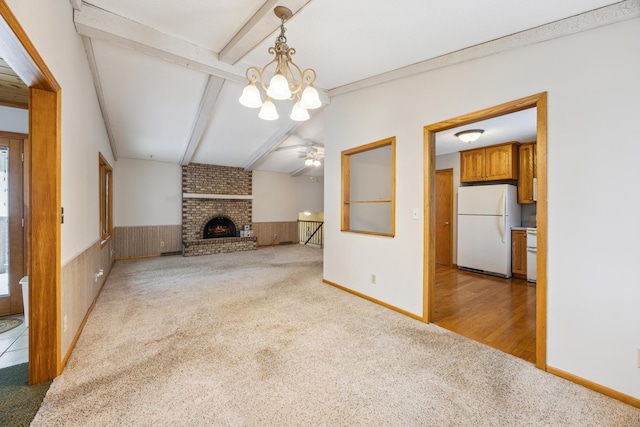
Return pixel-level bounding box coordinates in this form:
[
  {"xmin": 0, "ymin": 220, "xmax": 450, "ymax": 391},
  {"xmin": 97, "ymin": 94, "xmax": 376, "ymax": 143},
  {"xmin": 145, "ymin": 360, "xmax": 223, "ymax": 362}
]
[{"xmin": 0, "ymin": 314, "xmax": 28, "ymax": 369}]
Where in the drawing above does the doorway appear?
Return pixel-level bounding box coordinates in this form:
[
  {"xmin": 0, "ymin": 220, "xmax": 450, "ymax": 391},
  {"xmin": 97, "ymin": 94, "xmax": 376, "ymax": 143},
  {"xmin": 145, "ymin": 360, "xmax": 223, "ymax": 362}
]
[
  {"xmin": 0, "ymin": 135, "xmax": 25, "ymax": 317},
  {"xmin": 423, "ymin": 93, "xmax": 547, "ymax": 370},
  {"xmin": 1, "ymin": 2, "xmax": 62, "ymax": 384}
]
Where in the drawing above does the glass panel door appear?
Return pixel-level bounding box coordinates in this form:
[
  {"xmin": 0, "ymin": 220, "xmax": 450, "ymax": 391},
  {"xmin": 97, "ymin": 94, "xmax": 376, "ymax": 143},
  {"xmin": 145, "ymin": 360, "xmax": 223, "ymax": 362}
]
[
  {"xmin": 0, "ymin": 137, "xmax": 24, "ymax": 316},
  {"xmin": 0, "ymin": 146, "xmax": 8, "ymax": 297}
]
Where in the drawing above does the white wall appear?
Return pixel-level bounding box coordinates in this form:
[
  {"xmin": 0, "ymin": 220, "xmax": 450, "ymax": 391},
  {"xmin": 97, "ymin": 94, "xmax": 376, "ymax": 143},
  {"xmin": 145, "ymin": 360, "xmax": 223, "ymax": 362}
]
[
  {"xmin": 0, "ymin": 106, "xmax": 28, "ymax": 133},
  {"xmin": 253, "ymin": 170, "xmax": 324, "ymax": 222},
  {"xmin": 435, "ymin": 152, "xmax": 460, "ymax": 264},
  {"xmin": 324, "ymin": 18, "xmax": 640, "ymax": 399},
  {"xmin": 114, "ymin": 158, "xmax": 182, "ymax": 226},
  {"xmin": 6, "ymin": 0, "xmax": 113, "ymax": 264}
]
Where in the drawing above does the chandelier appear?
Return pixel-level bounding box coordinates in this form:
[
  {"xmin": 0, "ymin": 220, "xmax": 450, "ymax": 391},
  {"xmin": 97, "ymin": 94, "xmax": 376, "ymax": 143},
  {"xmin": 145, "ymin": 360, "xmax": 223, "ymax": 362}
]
[{"xmin": 238, "ymin": 6, "xmax": 321, "ymax": 121}]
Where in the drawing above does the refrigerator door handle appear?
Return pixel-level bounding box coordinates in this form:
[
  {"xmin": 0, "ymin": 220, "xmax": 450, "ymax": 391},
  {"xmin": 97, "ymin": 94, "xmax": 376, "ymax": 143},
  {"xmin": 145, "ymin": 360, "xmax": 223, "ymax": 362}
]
[{"xmin": 500, "ymin": 189, "xmax": 507, "ymax": 243}]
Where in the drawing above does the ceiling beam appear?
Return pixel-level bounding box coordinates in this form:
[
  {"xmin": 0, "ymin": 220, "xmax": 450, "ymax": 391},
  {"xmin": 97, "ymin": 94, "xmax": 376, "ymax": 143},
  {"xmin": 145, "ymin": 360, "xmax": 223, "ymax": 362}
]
[
  {"xmin": 82, "ymin": 36, "xmax": 118, "ymax": 160},
  {"xmin": 289, "ymin": 165, "xmax": 313, "ymax": 177},
  {"xmin": 73, "ymin": 4, "xmax": 246, "ymax": 83},
  {"xmin": 219, "ymin": 0, "xmax": 312, "ymax": 65},
  {"xmin": 242, "ymin": 122, "xmax": 301, "ymax": 171},
  {"xmin": 180, "ymin": 76, "xmax": 225, "ymax": 166},
  {"xmin": 73, "ymin": 3, "xmax": 330, "ymax": 103},
  {"xmin": 68, "ymin": 0, "xmax": 82, "ymax": 11}
]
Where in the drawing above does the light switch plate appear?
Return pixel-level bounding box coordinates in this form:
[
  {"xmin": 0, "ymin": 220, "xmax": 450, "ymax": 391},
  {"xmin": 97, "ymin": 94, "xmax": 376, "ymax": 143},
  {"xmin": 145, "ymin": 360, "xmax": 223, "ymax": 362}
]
[{"xmin": 412, "ymin": 208, "xmax": 420, "ymax": 220}]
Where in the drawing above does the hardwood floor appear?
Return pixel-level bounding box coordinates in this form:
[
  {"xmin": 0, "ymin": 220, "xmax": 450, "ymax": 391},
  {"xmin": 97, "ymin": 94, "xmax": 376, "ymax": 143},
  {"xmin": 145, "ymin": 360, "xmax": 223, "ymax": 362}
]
[{"xmin": 433, "ymin": 264, "xmax": 536, "ymax": 364}]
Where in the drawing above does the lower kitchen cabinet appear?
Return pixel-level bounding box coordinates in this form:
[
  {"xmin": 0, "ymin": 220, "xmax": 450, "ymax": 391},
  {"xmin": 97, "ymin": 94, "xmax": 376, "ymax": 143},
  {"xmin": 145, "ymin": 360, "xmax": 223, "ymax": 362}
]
[{"xmin": 511, "ymin": 229, "xmax": 527, "ymax": 279}]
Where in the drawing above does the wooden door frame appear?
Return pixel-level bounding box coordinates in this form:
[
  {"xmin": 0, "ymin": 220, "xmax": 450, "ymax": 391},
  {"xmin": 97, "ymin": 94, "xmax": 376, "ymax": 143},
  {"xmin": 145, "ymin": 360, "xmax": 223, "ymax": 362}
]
[
  {"xmin": 0, "ymin": 1, "xmax": 62, "ymax": 384},
  {"xmin": 423, "ymin": 93, "xmax": 547, "ymax": 370},
  {"xmin": 435, "ymin": 168, "xmax": 453, "ymax": 267}
]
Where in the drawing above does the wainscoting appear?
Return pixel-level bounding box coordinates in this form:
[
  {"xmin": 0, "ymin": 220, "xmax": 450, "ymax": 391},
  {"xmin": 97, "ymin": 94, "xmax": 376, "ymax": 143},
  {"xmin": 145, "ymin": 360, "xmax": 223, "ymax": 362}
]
[
  {"xmin": 114, "ymin": 225, "xmax": 182, "ymax": 259},
  {"xmin": 252, "ymin": 222, "xmax": 299, "ymax": 246},
  {"xmin": 60, "ymin": 238, "xmax": 115, "ymax": 362}
]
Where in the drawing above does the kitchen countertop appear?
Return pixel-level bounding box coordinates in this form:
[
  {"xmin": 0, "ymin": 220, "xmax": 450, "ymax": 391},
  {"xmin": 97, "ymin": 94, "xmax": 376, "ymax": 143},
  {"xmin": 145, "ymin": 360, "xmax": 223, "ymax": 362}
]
[{"xmin": 512, "ymin": 226, "xmax": 530, "ymax": 230}]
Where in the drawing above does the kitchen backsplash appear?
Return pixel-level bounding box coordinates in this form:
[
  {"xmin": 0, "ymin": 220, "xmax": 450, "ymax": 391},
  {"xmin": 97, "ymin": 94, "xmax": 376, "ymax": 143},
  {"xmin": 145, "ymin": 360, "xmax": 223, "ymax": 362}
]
[{"xmin": 521, "ymin": 203, "xmax": 537, "ymax": 228}]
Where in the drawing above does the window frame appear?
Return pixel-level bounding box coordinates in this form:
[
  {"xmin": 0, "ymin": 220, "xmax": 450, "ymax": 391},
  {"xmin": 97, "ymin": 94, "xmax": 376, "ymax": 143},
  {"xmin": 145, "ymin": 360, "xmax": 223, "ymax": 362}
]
[
  {"xmin": 341, "ymin": 136, "xmax": 396, "ymax": 237},
  {"xmin": 99, "ymin": 153, "xmax": 113, "ymax": 246}
]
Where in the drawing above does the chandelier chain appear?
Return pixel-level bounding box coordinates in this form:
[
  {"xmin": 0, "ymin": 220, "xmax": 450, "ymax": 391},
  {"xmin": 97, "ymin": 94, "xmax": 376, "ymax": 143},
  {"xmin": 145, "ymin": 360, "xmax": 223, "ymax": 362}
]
[{"xmin": 276, "ymin": 16, "xmax": 287, "ymax": 44}]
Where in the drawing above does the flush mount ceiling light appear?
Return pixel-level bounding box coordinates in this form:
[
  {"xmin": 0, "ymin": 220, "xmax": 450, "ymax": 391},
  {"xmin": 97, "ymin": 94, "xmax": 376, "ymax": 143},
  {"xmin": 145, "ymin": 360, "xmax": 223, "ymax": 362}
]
[
  {"xmin": 455, "ymin": 129, "xmax": 484, "ymax": 143},
  {"xmin": 239, "ymin": 6, "xmax": 321, "ymax": 122}
]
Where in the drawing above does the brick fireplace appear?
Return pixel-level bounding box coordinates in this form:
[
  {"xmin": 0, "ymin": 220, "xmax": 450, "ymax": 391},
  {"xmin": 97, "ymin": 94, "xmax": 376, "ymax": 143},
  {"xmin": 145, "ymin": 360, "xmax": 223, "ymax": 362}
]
[{"xmin": 182, "ymin": 163, "xmax": 257, "ymax": 256}]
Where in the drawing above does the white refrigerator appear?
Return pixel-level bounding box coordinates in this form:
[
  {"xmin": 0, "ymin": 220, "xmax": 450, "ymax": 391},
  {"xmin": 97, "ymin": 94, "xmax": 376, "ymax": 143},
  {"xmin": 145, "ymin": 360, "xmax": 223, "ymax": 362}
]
[{"xmin": 457, "ymin": 184, "xmax": 521, "ymax": 278}]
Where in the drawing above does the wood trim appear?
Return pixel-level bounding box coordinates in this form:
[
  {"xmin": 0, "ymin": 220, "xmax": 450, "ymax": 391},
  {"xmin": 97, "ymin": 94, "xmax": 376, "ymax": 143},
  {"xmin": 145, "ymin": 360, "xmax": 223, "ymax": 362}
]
[
  {"xmin": 0, "ymin": 130, "xmax": 27, "ymax": 139},
  {"xmin": 98, "ymin": 152, "xmax": 113, "ymax": 247},
  {"xmin": 29, "ymin": 87, "xmax": 61, "ymax": 384},
  {"xmin": 341, "ymin": 136, "xmax": 395, "ymax": 235},
  {"xmin": 341, "ymin": 137, "xmax": 394, "ymax": 156},
  {"xmin": 323, "ymin": 279, "xmax": 424, "ymax": 322},
  {"xmin": 390, "ymin": 137, "xmax": 396, "ymax": 237},
  {"xmin": 0, "ymin": 2, "xmax": 60, "ymax": 91},
  {"xmin": 340, "ymin": 230, "xmax": 394, "ymax": 238},
  {"xmin": 423, "ymin": 128, "xmax": 436, "ymax": 322},
  {"xmin": 546, "ymin": 366, "xmax": 640, "ymax": 409},
  {"xmin": 1, "ymin": 2, "xmax": 63, "ymax": 384},
  {"xmin": 423, "ymin": 93, "xmax": 547, "ymax": 370},
  {"xmin": 0, "ymin": 99, "xmax": 27, "ymax": 109},
  {"xmin": 535, "ymin": 93, "xmax": 548, "ymax": 369},
  {"xmin": 346, "ymin": 200, "xmax": 393, "ymax": 204},
  {"xmin": 340, "ymin": 152, "xmax": 350, "ymax": 231},
  {"xmin": 61, "ymin": 260, "xmax": 114, "ymax": 367}
]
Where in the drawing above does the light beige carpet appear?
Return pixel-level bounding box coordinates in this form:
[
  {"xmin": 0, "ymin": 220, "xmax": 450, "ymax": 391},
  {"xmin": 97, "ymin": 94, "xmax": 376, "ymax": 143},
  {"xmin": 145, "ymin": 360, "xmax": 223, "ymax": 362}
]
[{"xmin": 33, "ymin": 245, "xmax": 639, "ymax": 426}]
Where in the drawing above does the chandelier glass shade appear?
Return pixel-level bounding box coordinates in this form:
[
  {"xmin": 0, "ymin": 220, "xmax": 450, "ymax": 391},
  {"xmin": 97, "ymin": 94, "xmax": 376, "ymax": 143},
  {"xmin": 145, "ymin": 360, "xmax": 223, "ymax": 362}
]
[{"xmin": 239, "ymin": 6, "xmax": 321, "ymax": 121}]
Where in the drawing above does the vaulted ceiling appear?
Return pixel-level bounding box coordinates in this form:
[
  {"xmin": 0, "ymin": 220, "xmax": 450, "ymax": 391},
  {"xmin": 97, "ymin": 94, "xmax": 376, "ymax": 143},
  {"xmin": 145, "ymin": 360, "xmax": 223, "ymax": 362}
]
[{"xmin": 1, "ymin": 1, "xmax": 629, "ymax": 175}]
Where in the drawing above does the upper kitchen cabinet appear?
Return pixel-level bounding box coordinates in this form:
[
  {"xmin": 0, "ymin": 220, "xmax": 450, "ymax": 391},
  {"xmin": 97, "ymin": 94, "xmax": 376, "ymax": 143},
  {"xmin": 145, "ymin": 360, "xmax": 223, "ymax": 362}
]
[
  {"xmin": 518, "ymin": 142, "xmax": 537, "ymax": 204},
  {"xmin": 460, "ymin": 142, "xmax": 519, "ymax": 183}
]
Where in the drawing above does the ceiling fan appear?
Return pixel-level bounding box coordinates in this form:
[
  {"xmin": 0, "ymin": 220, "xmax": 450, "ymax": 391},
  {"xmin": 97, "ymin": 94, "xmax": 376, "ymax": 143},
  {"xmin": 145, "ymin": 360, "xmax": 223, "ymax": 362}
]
[{"xmin": 276, "ymin": 141, "xmax": 324, "ymax": 167}]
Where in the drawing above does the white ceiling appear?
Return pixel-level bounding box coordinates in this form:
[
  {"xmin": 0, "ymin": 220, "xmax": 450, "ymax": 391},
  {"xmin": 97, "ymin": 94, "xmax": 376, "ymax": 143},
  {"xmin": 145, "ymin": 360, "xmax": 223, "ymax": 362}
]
[{"xmin": 72, "ymin": 0, "xmax": 624, "ymax": 175}]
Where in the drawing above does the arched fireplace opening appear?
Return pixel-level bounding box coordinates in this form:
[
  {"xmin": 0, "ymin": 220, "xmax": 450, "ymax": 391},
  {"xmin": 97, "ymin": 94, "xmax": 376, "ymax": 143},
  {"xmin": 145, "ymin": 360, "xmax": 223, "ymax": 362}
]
[{"xmin": 203, "ymin": 216, "xmax": 237, "ymax": 239}]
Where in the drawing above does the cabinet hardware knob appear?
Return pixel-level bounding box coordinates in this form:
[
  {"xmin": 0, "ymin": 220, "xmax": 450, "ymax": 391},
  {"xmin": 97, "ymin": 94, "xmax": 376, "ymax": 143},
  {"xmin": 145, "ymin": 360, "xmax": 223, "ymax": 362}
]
[{"xmin": 444, "ymin": 222, "xmax": 449, "ymax": 226}]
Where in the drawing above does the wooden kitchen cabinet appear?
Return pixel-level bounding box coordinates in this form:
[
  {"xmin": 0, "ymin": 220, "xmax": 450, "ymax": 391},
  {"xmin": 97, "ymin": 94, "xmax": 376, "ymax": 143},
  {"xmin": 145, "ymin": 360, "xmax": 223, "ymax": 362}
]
[
  {"xmin": 518, "ymin": 142, "xmax": 537, "ymax": 204},
  {"xmin": 511, "ymin": 229, "xmax": 527, "ymax": 279},
  {"xmin": 460, "ymin": 142, "xmax": 519, "ymax": 183}
]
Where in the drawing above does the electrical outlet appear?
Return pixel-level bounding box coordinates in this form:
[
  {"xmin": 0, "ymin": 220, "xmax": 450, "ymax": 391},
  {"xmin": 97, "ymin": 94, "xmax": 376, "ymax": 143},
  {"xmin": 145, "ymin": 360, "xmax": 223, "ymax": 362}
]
[
  {"xmin": 63, "ymin": 315, "xmax": 68, "ymax": 332},
  {"xmin": 160, "ymin": 241, "xmax": 165, "ymax": 247},
  {"xmin": 370, "ymin": 273, "xmax": 376, "ymax": 284}
]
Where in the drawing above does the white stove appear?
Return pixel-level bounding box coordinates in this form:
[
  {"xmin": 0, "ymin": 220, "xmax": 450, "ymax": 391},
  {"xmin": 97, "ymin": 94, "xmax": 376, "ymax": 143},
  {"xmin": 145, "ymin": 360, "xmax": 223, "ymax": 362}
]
[{"xmin": 526, "ymin": 228, "xmax": 537, "ymax": 283}]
